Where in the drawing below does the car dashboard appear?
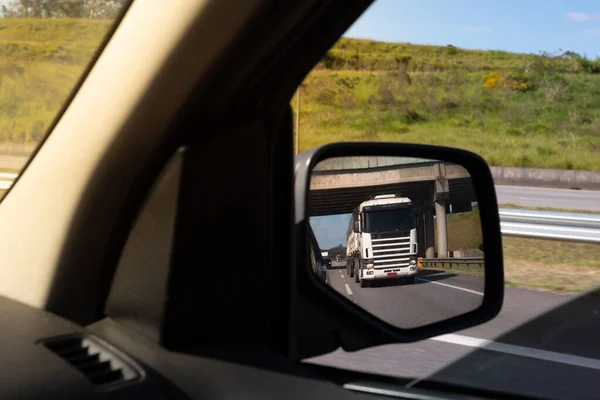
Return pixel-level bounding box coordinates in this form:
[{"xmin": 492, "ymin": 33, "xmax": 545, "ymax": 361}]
[{"xmin": 1, "ymin": 294, "xmax": 495, "ymax": 400}]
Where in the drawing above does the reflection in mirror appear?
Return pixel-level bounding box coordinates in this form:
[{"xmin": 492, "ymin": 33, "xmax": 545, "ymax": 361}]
[{"xmin": 308, "ymin": 156, "xmax": 484, "ymax": 329}]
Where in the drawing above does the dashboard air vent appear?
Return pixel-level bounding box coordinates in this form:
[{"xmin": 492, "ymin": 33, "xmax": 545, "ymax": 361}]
[{"xmin": 41, "ymin": 334, "xmax": 142, "ymax": 388}]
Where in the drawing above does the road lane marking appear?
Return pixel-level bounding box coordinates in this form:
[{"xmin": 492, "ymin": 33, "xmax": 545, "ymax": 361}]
[
  {"xmin": 416, "ymin": 277, "xmax": 483, "ymax": 296},
  {"xmin": 340, "ymin": 273, "xmax": 344, "ymax": 279},
  {"xmin": 432, "ymin": 333, "xmax": 600, "ymax": 371},
  {"xmin": 517, "ymin": 197, "xmax": 543, "ymax": 201},
  {"xmin": 345, "ymin": 284, "xmax": 353, "ymax": 296}
]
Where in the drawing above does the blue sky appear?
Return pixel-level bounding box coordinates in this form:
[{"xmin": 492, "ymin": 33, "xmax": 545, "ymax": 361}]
[
  {"xmin": 343, "ymin": 0, "xmax": 600, "ymax": 58},
  {"xmin": 310, "ymin": 214, "xmax": 351, "ymax": 250}
]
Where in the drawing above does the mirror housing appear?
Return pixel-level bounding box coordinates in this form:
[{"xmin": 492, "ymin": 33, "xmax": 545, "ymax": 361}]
[
  {"xmin": 291, "ymin": 142, "xmax": 504, "ymax": 360},
  {"xmin": 353, "ymin": 220, "xmax": 360, "ymax": 233}
]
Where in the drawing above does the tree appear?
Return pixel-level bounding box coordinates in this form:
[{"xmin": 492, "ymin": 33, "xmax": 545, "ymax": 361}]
[
  {"xmin": 56, "ymin": 0, "xmax": 85, "ymax": 17},
  {"xmin": 323, "ymin": 245, "xmax": 346, "ymax": 259},
  {"xmin": 1, "ymin": 0, "xmax": 127, "ymax": 19},
  {"xmin": 85, "ymin": 0, "xmax": 126, "ymax": 19}
]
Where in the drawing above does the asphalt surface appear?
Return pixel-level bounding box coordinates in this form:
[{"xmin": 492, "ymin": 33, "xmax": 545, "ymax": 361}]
[
  {"xmin": 496, "ymin": 185, "xmax": 600, "ymax": 212},
  {"xmin": 306, "ymin": 262, "xmax": 600, "ymax": 399},
  {"xmin": 421, "ymin": 287, "xmax": 600, "ymax": 400},
  {"xmin": 325, "ymin": 263, "xmax": 484, "ymax": 329}
]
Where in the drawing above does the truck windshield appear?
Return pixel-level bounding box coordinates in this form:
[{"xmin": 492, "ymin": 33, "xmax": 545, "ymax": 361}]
[{"xmin": 364, "ymin": 208, "xmax": 415, "ymax": 233}]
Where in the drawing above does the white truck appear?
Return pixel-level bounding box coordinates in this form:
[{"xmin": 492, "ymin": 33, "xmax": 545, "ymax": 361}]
[{"xmin": 346, "ymin": 194, "xmax": 418, "ymax": 287}]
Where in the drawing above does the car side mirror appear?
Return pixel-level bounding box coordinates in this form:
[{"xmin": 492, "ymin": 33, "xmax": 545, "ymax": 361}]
[{"xmin": 292, "ymin": 142, "xmax": 504, "ymax": 359}]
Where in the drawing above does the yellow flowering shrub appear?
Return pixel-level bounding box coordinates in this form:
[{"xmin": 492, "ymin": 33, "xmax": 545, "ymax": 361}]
[{"xmin": 482, "ymin": 72, "xmax": 533, "ymax": 92}]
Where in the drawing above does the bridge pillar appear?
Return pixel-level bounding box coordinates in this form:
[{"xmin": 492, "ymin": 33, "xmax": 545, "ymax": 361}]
[
  {"xmin": 424, "ymin": 206, "xmax": 435, "ymax": 258},
  {"xmin": 435, "ymin": 200, "xmax": 448, "ymax": 258},
  {"xmin": 433, "ymin": 164, "xmax": 450, "ymax": 258}
]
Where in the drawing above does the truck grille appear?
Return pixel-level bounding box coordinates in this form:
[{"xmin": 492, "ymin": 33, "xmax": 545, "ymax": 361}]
[{"xmin": 371, "ymin": 235, "xmax": 412, "ymax": 268}]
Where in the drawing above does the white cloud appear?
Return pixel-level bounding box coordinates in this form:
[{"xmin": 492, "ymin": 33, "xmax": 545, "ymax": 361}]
[
  {"xmin": 567, "ymin": 12, "xmax": 600, "ymax": 22},
  {"xmin": 456, "ymin": 25, "xmax": 492, "ymax": 33}
]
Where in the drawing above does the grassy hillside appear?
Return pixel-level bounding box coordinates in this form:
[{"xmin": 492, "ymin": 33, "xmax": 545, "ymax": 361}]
[
  {"xmin": 317, "ymin": 38, "xmax": 600, "ymax": 73},
  {"xmin": 2, "ymin": 22, "xmax": 600, "ymax": 170},
  {"xmin": 0, "ymin": 18, "xmax": 112, "ymax": 143},
  {"xmin": 294, "ymin": 38, "xmax": 600, "ymax": 170},
  {"xmin": 434, "ymin": 205, "xmax": 482, "ymax": 252}
]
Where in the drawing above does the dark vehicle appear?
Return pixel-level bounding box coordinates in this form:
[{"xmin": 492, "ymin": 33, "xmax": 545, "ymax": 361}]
[
  {"xmin": 323, "ymin": 257, "xmax": 332, "ymax": 268},
  {"xmin": 308, "ymin": 225, "xmax": 328, "ymax": 283}
]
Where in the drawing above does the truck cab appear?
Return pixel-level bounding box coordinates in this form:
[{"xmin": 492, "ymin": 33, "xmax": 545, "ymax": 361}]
[{"xmin": 346, "ymin": 194, "xmax": 418, "ymax": 287}]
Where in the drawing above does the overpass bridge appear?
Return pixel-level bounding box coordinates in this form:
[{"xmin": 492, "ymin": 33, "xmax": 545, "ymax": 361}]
[{"xmin": 309, "ymin": 156, "xmax": 478, "ymax": 258}]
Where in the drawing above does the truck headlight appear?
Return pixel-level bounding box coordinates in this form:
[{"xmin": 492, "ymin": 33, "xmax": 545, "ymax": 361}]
[
  {"xmin": 366, "ymin": 263, "xmax": 374, "ymax": 269},
  {"xmin": 409, "ymin": 259, "xmax": 416, "ymax": 265}
]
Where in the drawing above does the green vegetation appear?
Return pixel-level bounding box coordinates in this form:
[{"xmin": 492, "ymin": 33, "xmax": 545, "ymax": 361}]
[
  {"xmin": 294, "ymin": 38, "xmax": 600, "ymax": 170},
  {"xmin": 503, "ymin": 236, "xmax": 599, "ymax": 269},
  {"xmin": 322, "ymin": 244, "xmax": 345, "ymax": 259},
  {"xmin": 424, "ymin": 235, "xmax": 600, "ymax": 293},
  {"xmin": 503, "ymin": 236, "xmax": 600, "ymax": 293},
  {"xmin": 2, "ymin": 22, "xmax": 599, "ymax": 171},
  {"xmin": 318, "ymin": 39, "xmax": 599, "ymax": 73},
  {"xmin": 0, "ymin": 18, "xmax": 112, "ymax": 143},
  {"xmin": 435, "ymin": 205, "xmax": 482, "ymax": 251},
  {"xmin": 1, "ymin": 1, "xmax": 125, "ymax": 19}
]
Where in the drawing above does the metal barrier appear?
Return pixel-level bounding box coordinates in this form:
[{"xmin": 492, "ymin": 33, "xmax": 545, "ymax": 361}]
[
  {"xmin": 0, "ymin": 172, "xmax": 17, "ymax": 190},
  {"xmin": 499, "ymin": 208, "xmax": 600, "ymax": 243},
  {"xmin": 418, "ymin": 257, "xmax": 484, "ymax": 273}
]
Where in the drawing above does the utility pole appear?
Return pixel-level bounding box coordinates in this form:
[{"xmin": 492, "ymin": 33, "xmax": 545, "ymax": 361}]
[{"xmin": 295, "ymin": 86, "xmax": 300, "ymax": 155}]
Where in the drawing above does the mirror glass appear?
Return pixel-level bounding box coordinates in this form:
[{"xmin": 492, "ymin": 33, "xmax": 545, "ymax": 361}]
[{"xmin": 308, "ymin": 156, "xmax": 484, "ymax": 329}]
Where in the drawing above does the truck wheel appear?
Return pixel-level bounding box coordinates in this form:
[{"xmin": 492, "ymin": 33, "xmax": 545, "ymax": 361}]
[
  {"xmin": 406, "ymin": 276, "xmax": 415, "ymax": 284},
  {"xmin": 355, "ymin": 266, "xmax": 359, "ymax": 283},
  {"xmin": 348, "ymin": 264, "xmax": 354, "ymax": 278},
  {"xmin": 360, "ymin": 278, "xmax": 367, "ymax": 288}
]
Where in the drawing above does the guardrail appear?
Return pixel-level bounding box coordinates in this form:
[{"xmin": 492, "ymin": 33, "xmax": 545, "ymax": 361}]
[
  {"xmin": 0, "ymin": 172, "xmax": 17, "ymax": 190},
  {"xmin": 419, "ymin": 257, "xmax": 484, "ymax": 273},
  {"xmin": 0, "ymin": 173, "xmax": 598, "ymax": 243},
  {"xmin": 499, "ymin": 208, "xmax": 600, "ymax": 243}
]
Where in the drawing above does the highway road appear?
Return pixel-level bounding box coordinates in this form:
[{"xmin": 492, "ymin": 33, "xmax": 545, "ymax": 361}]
[
  {"xmin": 496, "ymin": 185, "xmax": 600, "ymax": 212},
  {"xmin": 312, "ymin": 265, "xmax": 563, "ymax": 375},
  {"xmin": 307, "ymin": 263, "xmax": 600, "ymax": 399},
  {"xmin": 325, "ymin": 263, "xmax": 484, "ymax": 329}
]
